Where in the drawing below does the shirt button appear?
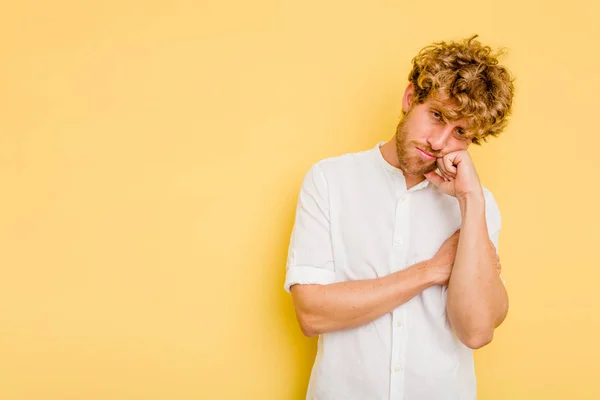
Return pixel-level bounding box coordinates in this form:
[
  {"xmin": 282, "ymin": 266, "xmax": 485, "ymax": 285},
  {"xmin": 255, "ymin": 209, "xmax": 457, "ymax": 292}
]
[
  {"xmin": 396, "ymin": 321, "xmax": 402, "ymax": 328},
  {"xmin": 395, "ymin": 237, "xmax": 404, "ymax": 246},
  {"xmin": 400, "ymin": 194, "xmax": 407, "ymax": 202},
  {"xmin": 393, "ymin": 366, "xmax": 403, "ymax": 372}
]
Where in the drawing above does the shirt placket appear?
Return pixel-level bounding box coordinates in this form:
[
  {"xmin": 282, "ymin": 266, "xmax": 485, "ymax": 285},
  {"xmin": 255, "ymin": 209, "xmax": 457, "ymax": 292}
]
[{"xmin": 389, "ymin": 189, "xmax": 411, "ymax": 400}]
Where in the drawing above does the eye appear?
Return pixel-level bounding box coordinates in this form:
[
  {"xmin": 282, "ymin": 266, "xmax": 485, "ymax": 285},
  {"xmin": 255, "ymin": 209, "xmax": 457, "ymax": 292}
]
[
  {"xmin": 431, "ymin": 110, "xmax": 442, "ymax": 120},
  {"xmin": 456, "ymin": 128, "xmax": 465, "ymax": 135}
]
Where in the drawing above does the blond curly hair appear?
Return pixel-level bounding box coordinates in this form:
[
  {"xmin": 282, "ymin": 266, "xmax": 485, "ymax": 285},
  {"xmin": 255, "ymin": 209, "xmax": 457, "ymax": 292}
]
[{"xmin": 408, "ymin": 35, "xmax": 515, "ymax": 145}]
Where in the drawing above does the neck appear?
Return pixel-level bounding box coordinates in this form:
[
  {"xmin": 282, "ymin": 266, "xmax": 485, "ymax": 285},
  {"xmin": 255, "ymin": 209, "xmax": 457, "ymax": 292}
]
[{"xmin": 405, "ymin": 175, "xmax": 426, "ymax": 190}]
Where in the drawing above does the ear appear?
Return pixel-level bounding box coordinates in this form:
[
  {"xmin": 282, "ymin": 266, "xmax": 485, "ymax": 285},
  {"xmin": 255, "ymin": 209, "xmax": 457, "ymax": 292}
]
[{"xmin": 402, "ymin": 83, "xmax": 415, "ymax": 114}]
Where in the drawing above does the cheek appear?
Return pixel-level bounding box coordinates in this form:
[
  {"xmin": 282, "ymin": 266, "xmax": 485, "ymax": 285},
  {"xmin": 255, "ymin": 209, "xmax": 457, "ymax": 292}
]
[
  {"xmin": 407, "ymin": 121, "xmax": 430, "ymax": 142},
  {"xmin": 449, "ymin": 138, "xmax": 470, "ymax": 151}
]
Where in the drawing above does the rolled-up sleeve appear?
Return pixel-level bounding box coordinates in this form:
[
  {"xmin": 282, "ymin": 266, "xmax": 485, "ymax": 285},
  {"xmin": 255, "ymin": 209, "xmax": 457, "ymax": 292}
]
[{"xmin": 284, "ymin": 162, "xmax": 336, "ymax": 293}]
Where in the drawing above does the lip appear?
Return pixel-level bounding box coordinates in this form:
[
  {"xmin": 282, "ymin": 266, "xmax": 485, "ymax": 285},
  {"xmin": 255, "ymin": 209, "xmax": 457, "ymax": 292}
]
[{"xmin": 417, "ymin": 148, "xmax": 436, "ymax": 160}]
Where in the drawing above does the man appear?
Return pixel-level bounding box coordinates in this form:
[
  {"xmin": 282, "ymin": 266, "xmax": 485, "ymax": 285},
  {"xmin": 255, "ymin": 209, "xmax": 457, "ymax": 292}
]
[{"xmin": 284, "ymin": 35, "xmax": 514, "ymax": 400}]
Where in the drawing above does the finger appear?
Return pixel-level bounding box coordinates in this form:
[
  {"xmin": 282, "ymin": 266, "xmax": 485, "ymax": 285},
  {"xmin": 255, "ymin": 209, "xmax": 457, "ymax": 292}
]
[
  {"xmin": 436, "ymin": 159, "xmax": 449, "ymax": 179},
  {"xmin": 436, "ymin": 158, "xmax": 455, "ymax": 181},
  {"xmin": 444, "ymin": 171, "xmax": 456, "ymax": 182},
  {"xmin": 424, "ymin": 171, "xmax": 446, "ymax": 187},
  {"xmin": 437, "ymin": 156, "xmax": 455, "ymax": 178},
  {"xmin": 435, "ymin": 162, "xmax": 449, "ymax": 182},
  {"xmin": 440, "ymin": 169, "xmax": 453, "ymax": 181},
  {"xmin": 444, "ymin": 151, "xmax": 464, "ymax": 169},
  {"xmin": 442, "ymin": 229, "xmax": 461, "ymax": 247},
  {"xmin": 444, "ymin": 156, "xmax": 457, "ymax": 176}
]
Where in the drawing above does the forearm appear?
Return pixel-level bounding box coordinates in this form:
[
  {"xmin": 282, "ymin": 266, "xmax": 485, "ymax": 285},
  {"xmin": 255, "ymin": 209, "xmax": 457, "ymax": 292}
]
[
  {"xmin": 291, "ymin": 261, "xmax": 434, "ymax": 337},
  {"xmin": 447, "ymin": 193, "xmax": 509, "ymax": 348}
]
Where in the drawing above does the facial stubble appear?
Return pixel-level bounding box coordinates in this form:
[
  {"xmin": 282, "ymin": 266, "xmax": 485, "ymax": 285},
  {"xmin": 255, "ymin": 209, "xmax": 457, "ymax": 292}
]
[{"xmin": 394, "ymin": 117, "xmax": 438, "ymax": 177}]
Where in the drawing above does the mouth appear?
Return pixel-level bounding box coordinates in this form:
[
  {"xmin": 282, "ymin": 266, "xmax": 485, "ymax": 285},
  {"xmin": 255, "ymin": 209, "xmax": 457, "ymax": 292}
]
[{"xmin": 416, "ymin": 147, "xmax": 436, "ymax": 160}]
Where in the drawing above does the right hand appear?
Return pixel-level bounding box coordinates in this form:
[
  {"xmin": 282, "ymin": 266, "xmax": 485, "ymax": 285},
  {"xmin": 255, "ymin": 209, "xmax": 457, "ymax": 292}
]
[
  {"xmin": 427, "ymin": 230, "xmax": 503, "ymax": 286},
  {"xmin": 428, "ymin": 230, "xmax": 461, "ymax": 286}
]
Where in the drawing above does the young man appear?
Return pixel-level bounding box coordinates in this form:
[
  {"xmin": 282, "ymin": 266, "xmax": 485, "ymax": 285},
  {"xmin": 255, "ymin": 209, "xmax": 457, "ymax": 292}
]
[{"xmin": 284, "ymin": 35, "xmax": 514, "ymax": 399}]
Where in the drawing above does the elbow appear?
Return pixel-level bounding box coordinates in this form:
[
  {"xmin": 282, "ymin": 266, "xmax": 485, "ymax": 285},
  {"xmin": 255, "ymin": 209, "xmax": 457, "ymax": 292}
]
[
  {"xmin": 462, "ymin": 302, "xmax": 508, "ymax": 349},
  {"xmin": 462, "ymin": 331, "xmax": 494, "ymax": 349},
  {"xmin": 291, "ymin": 285, "xmax": 330, "ymax": 338},
  {"xmin": 296, "ymin": 311, "xmax": 321, "ymax": 338}
]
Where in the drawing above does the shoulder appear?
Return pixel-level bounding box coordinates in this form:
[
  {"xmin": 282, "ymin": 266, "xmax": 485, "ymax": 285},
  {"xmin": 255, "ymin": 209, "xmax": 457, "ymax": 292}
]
[{"xmin": 310, "ymin": 146, "xmax": 376, "ymax": 179}]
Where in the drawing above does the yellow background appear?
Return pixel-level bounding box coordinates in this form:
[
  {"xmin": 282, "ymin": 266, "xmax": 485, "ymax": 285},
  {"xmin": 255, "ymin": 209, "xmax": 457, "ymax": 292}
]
[{"xmin": 1, "ymin": 1, "xmax": 598, "ymax": 399}]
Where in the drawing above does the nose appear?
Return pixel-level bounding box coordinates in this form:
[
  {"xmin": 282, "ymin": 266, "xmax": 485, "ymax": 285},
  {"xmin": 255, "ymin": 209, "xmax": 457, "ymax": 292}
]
[{"xmin": 427, "ymin": 126, "xmax": 454, "ymax": 152}]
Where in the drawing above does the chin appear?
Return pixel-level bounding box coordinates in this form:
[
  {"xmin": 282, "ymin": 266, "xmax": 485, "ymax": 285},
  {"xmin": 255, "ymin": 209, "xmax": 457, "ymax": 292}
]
[{"xmin": 407, "ymin": 160, "xmax": 434, "ymax": 176}]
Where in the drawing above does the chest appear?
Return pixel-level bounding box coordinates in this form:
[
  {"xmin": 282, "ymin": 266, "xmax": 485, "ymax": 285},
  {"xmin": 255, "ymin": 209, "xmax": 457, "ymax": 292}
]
[{"xmin": 330, "ymin": 184, "xmax": 462, "ymax": 280}]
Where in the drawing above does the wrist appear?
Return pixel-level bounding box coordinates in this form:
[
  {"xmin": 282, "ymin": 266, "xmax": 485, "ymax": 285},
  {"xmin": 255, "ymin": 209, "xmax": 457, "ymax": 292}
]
[
  {"xmin": 458, "ymin": 191, "xmax": 485, "ymax": 215},
  {"xmin": 417, "ymin": 260, "xmax": 439, "ymax": 287}
]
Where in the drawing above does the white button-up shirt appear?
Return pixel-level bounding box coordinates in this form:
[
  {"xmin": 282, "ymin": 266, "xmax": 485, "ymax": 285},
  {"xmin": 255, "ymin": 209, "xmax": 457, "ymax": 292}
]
[{"xmin": 285, "ymin": 141, "xmax": 504, "ymax": 400}]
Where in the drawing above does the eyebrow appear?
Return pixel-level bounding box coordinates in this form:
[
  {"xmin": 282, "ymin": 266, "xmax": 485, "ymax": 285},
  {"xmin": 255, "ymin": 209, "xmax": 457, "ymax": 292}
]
[{"xmin": 430, "ymin": 103, "xmax": 455, "ymax": 115}]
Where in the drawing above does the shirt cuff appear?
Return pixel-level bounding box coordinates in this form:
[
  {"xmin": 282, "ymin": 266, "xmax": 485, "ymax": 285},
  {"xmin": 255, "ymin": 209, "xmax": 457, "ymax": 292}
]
[{"xmin": 284, "ymin": 265, "xmax": 336, "ymax": 293}]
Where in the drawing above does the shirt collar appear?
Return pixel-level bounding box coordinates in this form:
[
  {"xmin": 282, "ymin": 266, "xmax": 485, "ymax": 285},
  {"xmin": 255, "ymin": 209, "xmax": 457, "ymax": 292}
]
[{"xmin": 374, "ymin": 141, "xmax": 431, "ymax": 192}]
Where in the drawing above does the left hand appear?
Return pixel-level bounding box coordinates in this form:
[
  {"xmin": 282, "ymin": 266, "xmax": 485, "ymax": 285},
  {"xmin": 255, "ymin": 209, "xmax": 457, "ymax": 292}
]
[
  {"xmin": 493, "ymin": 249, "xmax": 502, "ymax": 275},
  {"xmin": 424, "ymin": 150, "xmax": 483, "ymax": 200}
]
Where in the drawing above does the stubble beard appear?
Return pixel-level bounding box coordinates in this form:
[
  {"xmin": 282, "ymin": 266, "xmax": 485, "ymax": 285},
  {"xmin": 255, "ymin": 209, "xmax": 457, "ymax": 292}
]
[{"xmin": 395, "ymin": 117, "xmax": 438, "ymax": 177}]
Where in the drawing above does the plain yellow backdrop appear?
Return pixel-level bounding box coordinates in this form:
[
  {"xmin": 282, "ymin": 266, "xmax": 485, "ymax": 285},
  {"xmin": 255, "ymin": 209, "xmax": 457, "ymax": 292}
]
[{"xmin": 1, "ymin": 1, "xmax": 599, "ymax": 399}]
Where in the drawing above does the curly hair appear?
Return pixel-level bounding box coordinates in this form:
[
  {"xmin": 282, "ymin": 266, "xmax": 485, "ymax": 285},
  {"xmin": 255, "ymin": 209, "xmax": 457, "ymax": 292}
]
[{"xmin": 408, "ymin": 35, "xmax": 515, "ymax": 145}]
